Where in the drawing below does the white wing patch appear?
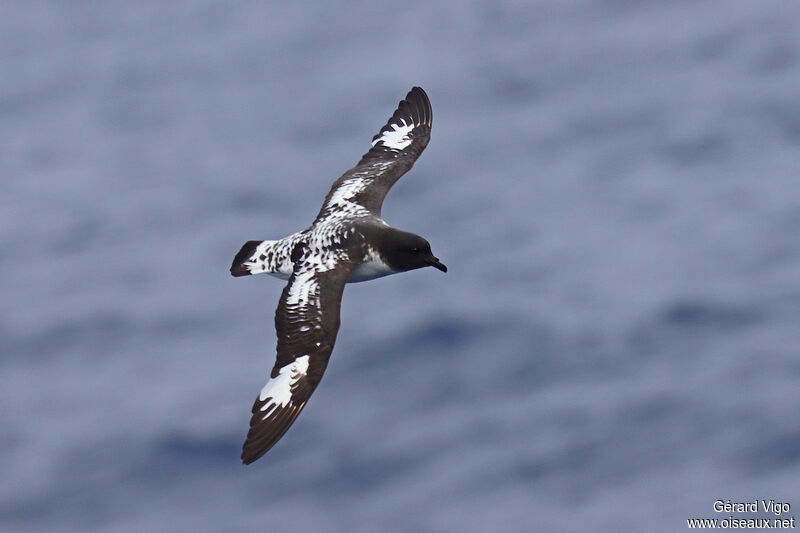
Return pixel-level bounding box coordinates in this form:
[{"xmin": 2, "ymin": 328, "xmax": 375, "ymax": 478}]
[
  {"xmin": 327, "ymin": 177, "xmax": 368, "ymax": 207},
  {"xmin": 258, "ymin": 355, "xmax": 310, "ymax": 418},
  {"xmin": 372, "ymin": 120, "xmax": 414, "ymax": 150}
]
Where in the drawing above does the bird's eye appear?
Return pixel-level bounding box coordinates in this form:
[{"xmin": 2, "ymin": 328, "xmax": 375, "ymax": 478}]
[{"xmin": 410, "ymin": 247, "xmax": 420, "ymax": 254}]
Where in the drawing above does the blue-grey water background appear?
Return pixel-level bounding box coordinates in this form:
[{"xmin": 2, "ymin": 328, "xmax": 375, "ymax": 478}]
[{"xmin": 2, "ymin": 1, "xmax": 799, "ymax": 532}]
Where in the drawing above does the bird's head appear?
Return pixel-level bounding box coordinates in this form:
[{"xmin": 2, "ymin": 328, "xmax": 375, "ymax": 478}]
[{"xmin": 387, "ymin": 231, "xmax": 447, "ymax": 273}]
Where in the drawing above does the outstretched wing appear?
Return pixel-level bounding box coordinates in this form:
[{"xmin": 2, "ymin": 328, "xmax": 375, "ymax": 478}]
[
  {"xmin": 241, "ymin": 249, "xmax": 359, "ymax": 464},
  {"xmin": 315, "ymin": 86, "xmax": 433, "ymax": 220}
]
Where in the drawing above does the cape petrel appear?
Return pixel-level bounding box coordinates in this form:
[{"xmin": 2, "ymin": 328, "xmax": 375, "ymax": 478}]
[{"xmin": 230, "ymin": 87, "xmax": 446, "ymax": 464}]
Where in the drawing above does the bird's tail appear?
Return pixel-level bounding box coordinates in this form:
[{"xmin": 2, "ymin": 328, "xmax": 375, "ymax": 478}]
[{"xmin": 230, "ymin": 240, "xmax": 276, "ymax": 277}]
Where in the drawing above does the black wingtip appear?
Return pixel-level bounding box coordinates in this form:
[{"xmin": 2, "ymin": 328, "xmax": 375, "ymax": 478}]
[
  {"xmin": 241, "ymin": 453, "xmax": 257, "ymax": 465},
  {"xmin": 230, "ymin": 240, "xmax": 260, "ymax": 277},
  {"xmin": 407, "ymin": 86, "xmax": 428, "ymax": 103},
  {"xmin": 402, "ymin": 86, "xmax": 432, "ymax": 128},
  {"xmin": 240, "ymin": 443, "xmax": 271, "ymax": 465},
  {"xmin": 240, "ymin": 401, "xmax": 306, "ymax": 465}
]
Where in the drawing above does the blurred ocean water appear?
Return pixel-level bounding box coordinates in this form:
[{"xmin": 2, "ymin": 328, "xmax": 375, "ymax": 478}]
[{"xmin": 2, "ymin": 1, "xmax": 799, "ymax": 531}]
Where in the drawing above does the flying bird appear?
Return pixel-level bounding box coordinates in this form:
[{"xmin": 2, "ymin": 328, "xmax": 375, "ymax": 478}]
[{"xmin": 230, "ymin": 87, "xmax": 446, "ymax": 464}]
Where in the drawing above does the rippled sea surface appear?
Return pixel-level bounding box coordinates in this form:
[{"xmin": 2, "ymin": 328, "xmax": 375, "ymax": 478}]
[{"xmin": 2, "ymin": 2, "xmax": 799, "ymax": 532}]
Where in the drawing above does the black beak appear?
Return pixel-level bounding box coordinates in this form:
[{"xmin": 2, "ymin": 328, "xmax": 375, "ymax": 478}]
[{"xmin": 427, "ymin": 257, "xmax": 447, "ymax": 273}]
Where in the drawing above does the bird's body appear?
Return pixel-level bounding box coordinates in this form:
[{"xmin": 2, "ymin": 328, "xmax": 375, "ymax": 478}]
[
  {"xmin": 230, "ymin": 87, "xmax": 445, "ymax": 464},
  {"xmin": 231, "ymin": 221, "xmax": 407, "ymax": 284}
]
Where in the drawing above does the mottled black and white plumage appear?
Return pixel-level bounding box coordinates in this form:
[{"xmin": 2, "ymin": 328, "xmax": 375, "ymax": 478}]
[{"xmin": 230, "ymin": 87, "xmax": 446, "ymax": 464}]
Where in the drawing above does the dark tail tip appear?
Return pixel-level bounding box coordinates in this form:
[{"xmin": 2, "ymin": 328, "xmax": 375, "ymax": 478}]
[{"xmin": 230, "ymin": 240, "xmax": 261, "ymax": 277}]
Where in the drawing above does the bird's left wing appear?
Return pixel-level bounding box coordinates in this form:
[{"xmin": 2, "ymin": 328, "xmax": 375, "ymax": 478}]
[
  {"xmin": 241, "ymin": 247, "xmax": 359, "ymax": 464},
  {"xmin": 315, "ymin": 86, "xmax": 433, "ymax": 220}
]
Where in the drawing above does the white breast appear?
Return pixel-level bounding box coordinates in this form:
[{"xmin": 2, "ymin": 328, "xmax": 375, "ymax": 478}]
[{"xmin": 348, "ymin": 255, "xmax": 395, "ymax": 283}]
